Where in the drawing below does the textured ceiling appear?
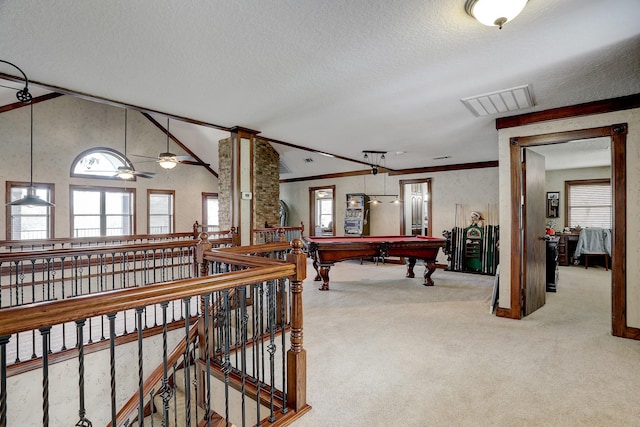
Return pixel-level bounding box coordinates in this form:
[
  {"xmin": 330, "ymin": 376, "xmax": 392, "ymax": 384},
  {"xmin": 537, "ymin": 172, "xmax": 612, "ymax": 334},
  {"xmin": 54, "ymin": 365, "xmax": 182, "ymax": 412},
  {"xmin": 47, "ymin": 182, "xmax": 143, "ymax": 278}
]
[{"xmin": 1, "ymin": 0, "xmax": 639, "ymax": 178}]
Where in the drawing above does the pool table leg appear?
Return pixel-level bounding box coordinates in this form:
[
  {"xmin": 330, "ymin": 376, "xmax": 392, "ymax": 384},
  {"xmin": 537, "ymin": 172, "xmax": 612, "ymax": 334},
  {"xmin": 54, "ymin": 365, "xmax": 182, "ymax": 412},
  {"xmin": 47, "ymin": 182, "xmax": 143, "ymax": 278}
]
[
  {"xmin": 312, "ymin": 259, "xmax": 322, "ymax": 281},
  {"xmin": 406, "ymin": 258, "xmax": 416, "ymax": 278},
  {"xmin": 423, "ymin": 260, "xmax": 436, "ymax": 286},
  {"xmin": 318, "ymin": 266, "xmax": 331, "ymax": 291},
  {"xmin": 311, "ymin": 259, "xmax": 331, "ymax": 290}
]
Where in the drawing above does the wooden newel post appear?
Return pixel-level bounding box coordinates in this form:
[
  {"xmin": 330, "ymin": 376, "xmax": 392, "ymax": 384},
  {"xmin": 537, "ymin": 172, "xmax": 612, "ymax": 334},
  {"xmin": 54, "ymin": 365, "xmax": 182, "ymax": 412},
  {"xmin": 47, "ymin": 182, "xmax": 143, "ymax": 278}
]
[
  {"xmin": 230, "ymin": 226, "xmax": 240, "ymax": 247},
  {"xmin": 286, "ymin": 239, "xmax": 307, "ymax": 412},
  {"xmin": 195, "ymin": 232, "xmax": 212, "ymax": 278}
]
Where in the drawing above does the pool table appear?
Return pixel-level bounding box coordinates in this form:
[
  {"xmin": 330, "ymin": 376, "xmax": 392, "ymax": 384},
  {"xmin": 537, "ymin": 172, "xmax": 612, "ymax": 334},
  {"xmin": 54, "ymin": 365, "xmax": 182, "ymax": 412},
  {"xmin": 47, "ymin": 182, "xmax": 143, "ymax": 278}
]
[{"xmin": 302, "ymin": 235, "xmax": 446, "ymax": 290}]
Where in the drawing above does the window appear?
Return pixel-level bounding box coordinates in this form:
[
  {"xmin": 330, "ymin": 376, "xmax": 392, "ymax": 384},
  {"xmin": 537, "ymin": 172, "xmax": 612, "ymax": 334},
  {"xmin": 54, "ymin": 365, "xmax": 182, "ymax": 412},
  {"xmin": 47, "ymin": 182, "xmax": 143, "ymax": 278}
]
[
  {"xmin": 71, "ymin": 186, "xmax": 135, "ymax": 237},
  {"xmin": 566, "ymin": 179, "xmax": 612, "ymax": 229},
  {"xmin": 309, "ymin": 186, "xmax": 335, "ymax": 236},
  {"xmin": 317, "ymin": 198, "xmax": 333, "ymax": 230},
  {"xmin": 148, "ymin": 190, "xmax": 175, "ymax": 234},
  {"xmin": 71, "ymin": 147, "xmax": 133, "ymax": 180},
  {"xmin": 202, "ymin": 193, "xmax": 219, "ymax": 231},
  {"xmin": 6, "ymin": 182, "xmax": 55, "ymax": 240}
]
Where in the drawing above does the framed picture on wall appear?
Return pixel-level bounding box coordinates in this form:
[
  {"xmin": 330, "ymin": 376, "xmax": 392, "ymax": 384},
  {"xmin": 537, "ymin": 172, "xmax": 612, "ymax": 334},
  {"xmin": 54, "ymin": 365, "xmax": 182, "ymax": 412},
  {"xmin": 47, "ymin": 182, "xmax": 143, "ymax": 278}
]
[{"xmin": 547, "ymin": 191, "xmax": 559, "ymax": 218}]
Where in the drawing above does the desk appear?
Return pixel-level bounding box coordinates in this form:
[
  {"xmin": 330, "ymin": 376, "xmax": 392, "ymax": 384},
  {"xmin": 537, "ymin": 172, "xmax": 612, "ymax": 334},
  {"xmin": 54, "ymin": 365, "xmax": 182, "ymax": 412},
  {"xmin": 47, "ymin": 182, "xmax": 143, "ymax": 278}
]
[
  {"xmin": 557, "ymin": 233, "xmax": 579, "ymax": 266},
  {"xmin": 302, "ymin": 235, "xmax": 446, "ymax": 290}
]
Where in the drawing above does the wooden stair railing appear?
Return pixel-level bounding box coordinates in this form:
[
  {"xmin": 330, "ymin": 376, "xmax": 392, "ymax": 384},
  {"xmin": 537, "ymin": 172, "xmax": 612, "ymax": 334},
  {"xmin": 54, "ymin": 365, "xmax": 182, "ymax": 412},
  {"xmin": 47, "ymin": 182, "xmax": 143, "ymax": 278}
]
[{"xmin": 0, "ymin": 238, "xmax": 309, "ymax": 426}]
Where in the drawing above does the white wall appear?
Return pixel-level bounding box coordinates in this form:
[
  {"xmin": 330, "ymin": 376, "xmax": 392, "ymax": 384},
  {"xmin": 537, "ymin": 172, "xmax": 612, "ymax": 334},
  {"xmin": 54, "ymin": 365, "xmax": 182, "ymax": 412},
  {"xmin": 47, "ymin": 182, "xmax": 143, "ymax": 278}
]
[
  {"xmin": 280, "ymin": 167, "xmax": 499, "ymax": 264},
  {"xmin": 498, "ymin": 107, "xmax": 640, "ymax": 328},
  {"xmin": 0, "ymin": 96, "xmax": 218, "ymax": 238}
]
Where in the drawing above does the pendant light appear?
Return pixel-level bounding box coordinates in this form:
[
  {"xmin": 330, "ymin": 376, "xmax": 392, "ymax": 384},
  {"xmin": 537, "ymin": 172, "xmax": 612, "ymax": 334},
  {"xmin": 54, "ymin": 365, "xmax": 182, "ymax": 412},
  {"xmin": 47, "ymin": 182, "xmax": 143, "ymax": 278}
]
[
  {"xmin": 7, "ymin": 102, "xmax": 55, "ymax": 207},
  {"xmin": 1, "ymin": 60, "xmax": 52, "ymax": 207}
]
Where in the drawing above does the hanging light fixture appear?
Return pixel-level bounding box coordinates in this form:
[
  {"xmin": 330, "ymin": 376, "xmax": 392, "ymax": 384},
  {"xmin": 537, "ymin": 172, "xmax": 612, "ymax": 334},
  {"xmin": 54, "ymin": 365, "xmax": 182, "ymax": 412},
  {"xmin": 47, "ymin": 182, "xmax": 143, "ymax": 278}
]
[
  {"xmin": 362, "ymin": 150, "xmax": 386, "ymax": 175},
  {"xmin": 465, "ymin": 0, "xmax": 528, "ymax": 29},
  {"xmin": 2, "ymin": 60, "xmax": 54, "ymax": 207}
]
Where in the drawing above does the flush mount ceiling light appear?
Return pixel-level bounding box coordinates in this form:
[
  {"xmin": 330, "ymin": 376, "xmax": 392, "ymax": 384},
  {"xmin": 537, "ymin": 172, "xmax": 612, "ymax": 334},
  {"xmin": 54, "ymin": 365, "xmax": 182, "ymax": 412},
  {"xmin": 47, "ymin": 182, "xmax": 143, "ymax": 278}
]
[
  {"xmin": 465, "ymin": 0, "xmax": 528, "ymax": 29},
  {"xmin": 1, "ymin": 60, "xmax": 54, "ymax": 207}
]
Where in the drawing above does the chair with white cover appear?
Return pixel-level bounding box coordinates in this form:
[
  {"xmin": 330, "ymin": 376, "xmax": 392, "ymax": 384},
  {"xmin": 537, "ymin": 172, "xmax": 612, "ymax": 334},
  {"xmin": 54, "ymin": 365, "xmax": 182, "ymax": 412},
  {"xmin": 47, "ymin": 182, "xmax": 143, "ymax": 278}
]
[{"xmin": 573, "ymin": 227, "xmax": 611, "ymax": 270}]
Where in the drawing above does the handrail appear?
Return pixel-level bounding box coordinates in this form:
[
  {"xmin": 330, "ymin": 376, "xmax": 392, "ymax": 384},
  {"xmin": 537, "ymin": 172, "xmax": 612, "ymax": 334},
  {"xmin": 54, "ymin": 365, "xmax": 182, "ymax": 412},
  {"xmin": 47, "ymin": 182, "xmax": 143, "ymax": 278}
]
[
  {"xmin": 0, "ymin": 232, "xmax": 196, "ymax": 251},
  {"xmin": 0, "ymin": 263, "xmax": 294, "ymax": 337},
  {"xmin": 0, "ymin": 239, "xmax": 204, "ymax": 263}
]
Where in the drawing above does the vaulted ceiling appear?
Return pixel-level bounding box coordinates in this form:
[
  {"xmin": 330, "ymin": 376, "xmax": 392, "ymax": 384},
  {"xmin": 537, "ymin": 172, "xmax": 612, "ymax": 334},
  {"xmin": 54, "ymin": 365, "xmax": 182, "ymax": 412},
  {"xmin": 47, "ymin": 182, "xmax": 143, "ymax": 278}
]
[{"xmin": 1, "ymin": 1, "xmax": 639, "ymax": 179}]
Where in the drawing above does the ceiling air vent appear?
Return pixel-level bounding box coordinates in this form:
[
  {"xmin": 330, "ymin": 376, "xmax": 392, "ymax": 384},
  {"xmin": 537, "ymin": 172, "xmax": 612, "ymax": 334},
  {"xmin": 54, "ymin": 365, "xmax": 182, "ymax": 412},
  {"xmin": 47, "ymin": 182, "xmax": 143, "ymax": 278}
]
[
  {"xmin": 461, "ymin": 84, "xmax": 534, "ymax": 117},
  {"xmin": 279, "ymin": 160, "xmax": 292, "ymax": 174}
]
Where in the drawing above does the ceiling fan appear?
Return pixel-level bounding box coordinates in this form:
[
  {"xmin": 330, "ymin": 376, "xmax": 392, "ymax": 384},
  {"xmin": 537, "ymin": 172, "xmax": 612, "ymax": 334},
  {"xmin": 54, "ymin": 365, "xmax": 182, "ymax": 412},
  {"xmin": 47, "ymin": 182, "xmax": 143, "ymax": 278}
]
[
  {"xmin": 109, "ymin": 110, "xmax": 156, "ymax": 180},
  {"xmin": 133, "ymin": 118, "xmax": 209, "ymax": 170}
]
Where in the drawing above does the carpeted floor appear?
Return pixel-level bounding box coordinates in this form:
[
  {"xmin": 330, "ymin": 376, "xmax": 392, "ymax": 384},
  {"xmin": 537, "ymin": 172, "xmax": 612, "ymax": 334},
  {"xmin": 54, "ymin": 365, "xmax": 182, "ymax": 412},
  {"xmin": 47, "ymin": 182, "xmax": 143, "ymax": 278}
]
[{"xmin": 291, "ymin": 260, "xmax": 640, "ymax": 427}]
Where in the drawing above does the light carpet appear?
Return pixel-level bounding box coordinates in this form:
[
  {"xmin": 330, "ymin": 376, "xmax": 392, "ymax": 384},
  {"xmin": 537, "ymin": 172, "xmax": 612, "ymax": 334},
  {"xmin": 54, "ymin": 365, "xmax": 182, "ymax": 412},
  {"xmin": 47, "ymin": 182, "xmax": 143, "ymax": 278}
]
[{"xmin": 291, "ymin": 260, "xmax": 640, "ymax": 427}]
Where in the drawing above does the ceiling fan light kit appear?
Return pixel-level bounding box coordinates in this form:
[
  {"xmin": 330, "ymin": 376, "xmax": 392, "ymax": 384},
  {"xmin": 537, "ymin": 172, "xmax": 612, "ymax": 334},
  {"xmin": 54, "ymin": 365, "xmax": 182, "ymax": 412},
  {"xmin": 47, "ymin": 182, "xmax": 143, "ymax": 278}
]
[
  {"xmin": 158, "ymin": 152, "xmax": 178, "ymax": 169},
  {"xmin": 465, "ymin": 0, "xmax": 528, "ymax": 29}
]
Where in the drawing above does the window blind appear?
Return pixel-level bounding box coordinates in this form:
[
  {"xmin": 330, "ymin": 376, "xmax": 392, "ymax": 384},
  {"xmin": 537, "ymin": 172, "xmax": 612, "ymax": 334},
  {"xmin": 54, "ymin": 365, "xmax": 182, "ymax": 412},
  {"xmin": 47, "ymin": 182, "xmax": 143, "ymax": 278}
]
[{"xmin": 567, "ymin": 181, "xmax": 612, "ymax": 229}]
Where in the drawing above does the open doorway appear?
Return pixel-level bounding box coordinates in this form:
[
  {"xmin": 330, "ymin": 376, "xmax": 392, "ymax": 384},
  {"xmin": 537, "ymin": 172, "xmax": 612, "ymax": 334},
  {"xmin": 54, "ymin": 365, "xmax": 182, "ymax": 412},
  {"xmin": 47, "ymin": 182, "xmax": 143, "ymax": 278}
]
[
  {"xmin": 309, "ymin": 186, "xmax": 335, "ymax": 237},
  {"xmin": 503, "ymin": 124, "xmax": 634, "ymax": 339}
]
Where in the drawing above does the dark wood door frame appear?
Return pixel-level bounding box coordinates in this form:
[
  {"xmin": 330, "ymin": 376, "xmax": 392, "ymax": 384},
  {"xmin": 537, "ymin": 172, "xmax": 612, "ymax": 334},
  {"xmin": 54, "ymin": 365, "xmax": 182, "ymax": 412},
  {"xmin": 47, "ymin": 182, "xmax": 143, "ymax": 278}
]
[
  {"xmin": 398, "ymin": 178, "xmax": 432, "ymax": 236},
  {"xmin": 498, "ymin": 124, "xmax": 638, "ymax": 340}
]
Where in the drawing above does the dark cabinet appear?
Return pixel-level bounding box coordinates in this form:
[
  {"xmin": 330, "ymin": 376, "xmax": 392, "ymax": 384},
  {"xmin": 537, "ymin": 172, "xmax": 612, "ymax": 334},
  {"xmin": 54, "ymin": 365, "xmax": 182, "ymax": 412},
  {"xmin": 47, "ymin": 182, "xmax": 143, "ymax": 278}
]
[{"xmin": 546, "ymin": 238, "xmax": 559, "ymax": 292}]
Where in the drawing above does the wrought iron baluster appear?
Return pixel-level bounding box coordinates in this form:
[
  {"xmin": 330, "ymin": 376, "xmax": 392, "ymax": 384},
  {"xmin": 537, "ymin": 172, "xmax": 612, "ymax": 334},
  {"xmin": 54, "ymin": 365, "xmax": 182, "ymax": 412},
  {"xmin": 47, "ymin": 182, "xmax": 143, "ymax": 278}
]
[
  {"xmin": 148, "ymin": 389, "xmax": 155, "ymax": 427},
  {"xmin": 110, "ymin": 251, "xmax": 116, "ymax": 291},
  {"xmin": 60, "ymin": 256, "xmax": 66, "ymax": 300},
  {"xmin": 30, "ymin": 259, "xmax": 36, "ymax": 304},
  {"xmin": 1, "ymin": 335, "xmax": 10, "ymax": 427},
  {"xmin": 173, "ymin": 362, "xmax": 178, "ymax": 427},
  {"xmin": 280, "ymin": 278, "xmax": 288, "ymax": 413},
  {"xmin": 108, "ymin": 313, "xmax": 117, "ymax": 427},
  {"xmin": 240, "ymin": 287, "xmax": 248, "ymax": 427},
  {"xmin": 44, "ymin": 258, "xmax": 51, "ymax": 302},
  {"xmin": 158, "ymin": 302, "xmax": 172, "ymax": 427},
  {"xmin": 183, "ymin": 298, "xmax": 192, "ymax": 427},
  {"xmin": 136, "ymin": 307, "xmax": 144, "ymax": 427},
  {"xmin": 222, "ymin": 290, "xmax": 231, "ymax": 426},
  {"xmin": 143, "ymin": 250, "xmax": 149, "ymax": 286},
  {"xmin": 203, "ymin": 293, "xmax": 212, "ymax": 426},
  {"xmin": 75, "ymin": 319, "xmax": 93, "ymax": 426},
  {"xmin": 132, "ymin": 251, "xmax": 137, "ymax": 288},
  {"xmin": 31, "ymin": 329, "xmax": 37, "ymax": 360},
  {"xmin": 267, "ymin": 280, "xmax": 277, "ymax": 423},
  {"xmin": 73, "ymin": 255, "xmax": 79, "ymax": 296},
  {"xmin": 14, "ymin": 333, "xmax": 20, "ymax": 364},
  {"xmin": 40, "ymin": 326, "xmax": 51, "ymax": 427},
  {"xmin": 152, "ymin": 249, "xmax": 158, "ymax": 285},
  {"xmin": 18, "ymin": 261, "xmax": 24, "ymax": 306},
  {"xmin": 259, "ymin": 282, "xmax": 266, "ymax": 384},
  {"xmin": 86, "ymin": 254, "xmax": 92, "ymax": 295},
  {"xmin": 252, "ymin": 282, "xmax": 262, "ymax": 424}
]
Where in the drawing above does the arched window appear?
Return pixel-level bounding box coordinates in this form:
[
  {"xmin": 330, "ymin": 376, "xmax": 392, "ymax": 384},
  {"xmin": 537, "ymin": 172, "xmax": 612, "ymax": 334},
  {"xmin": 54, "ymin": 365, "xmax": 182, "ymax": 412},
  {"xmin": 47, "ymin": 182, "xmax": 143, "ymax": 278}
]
[{"xmin": 70, "ymin": 147, "xmax": 133, "ymax": 179}]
